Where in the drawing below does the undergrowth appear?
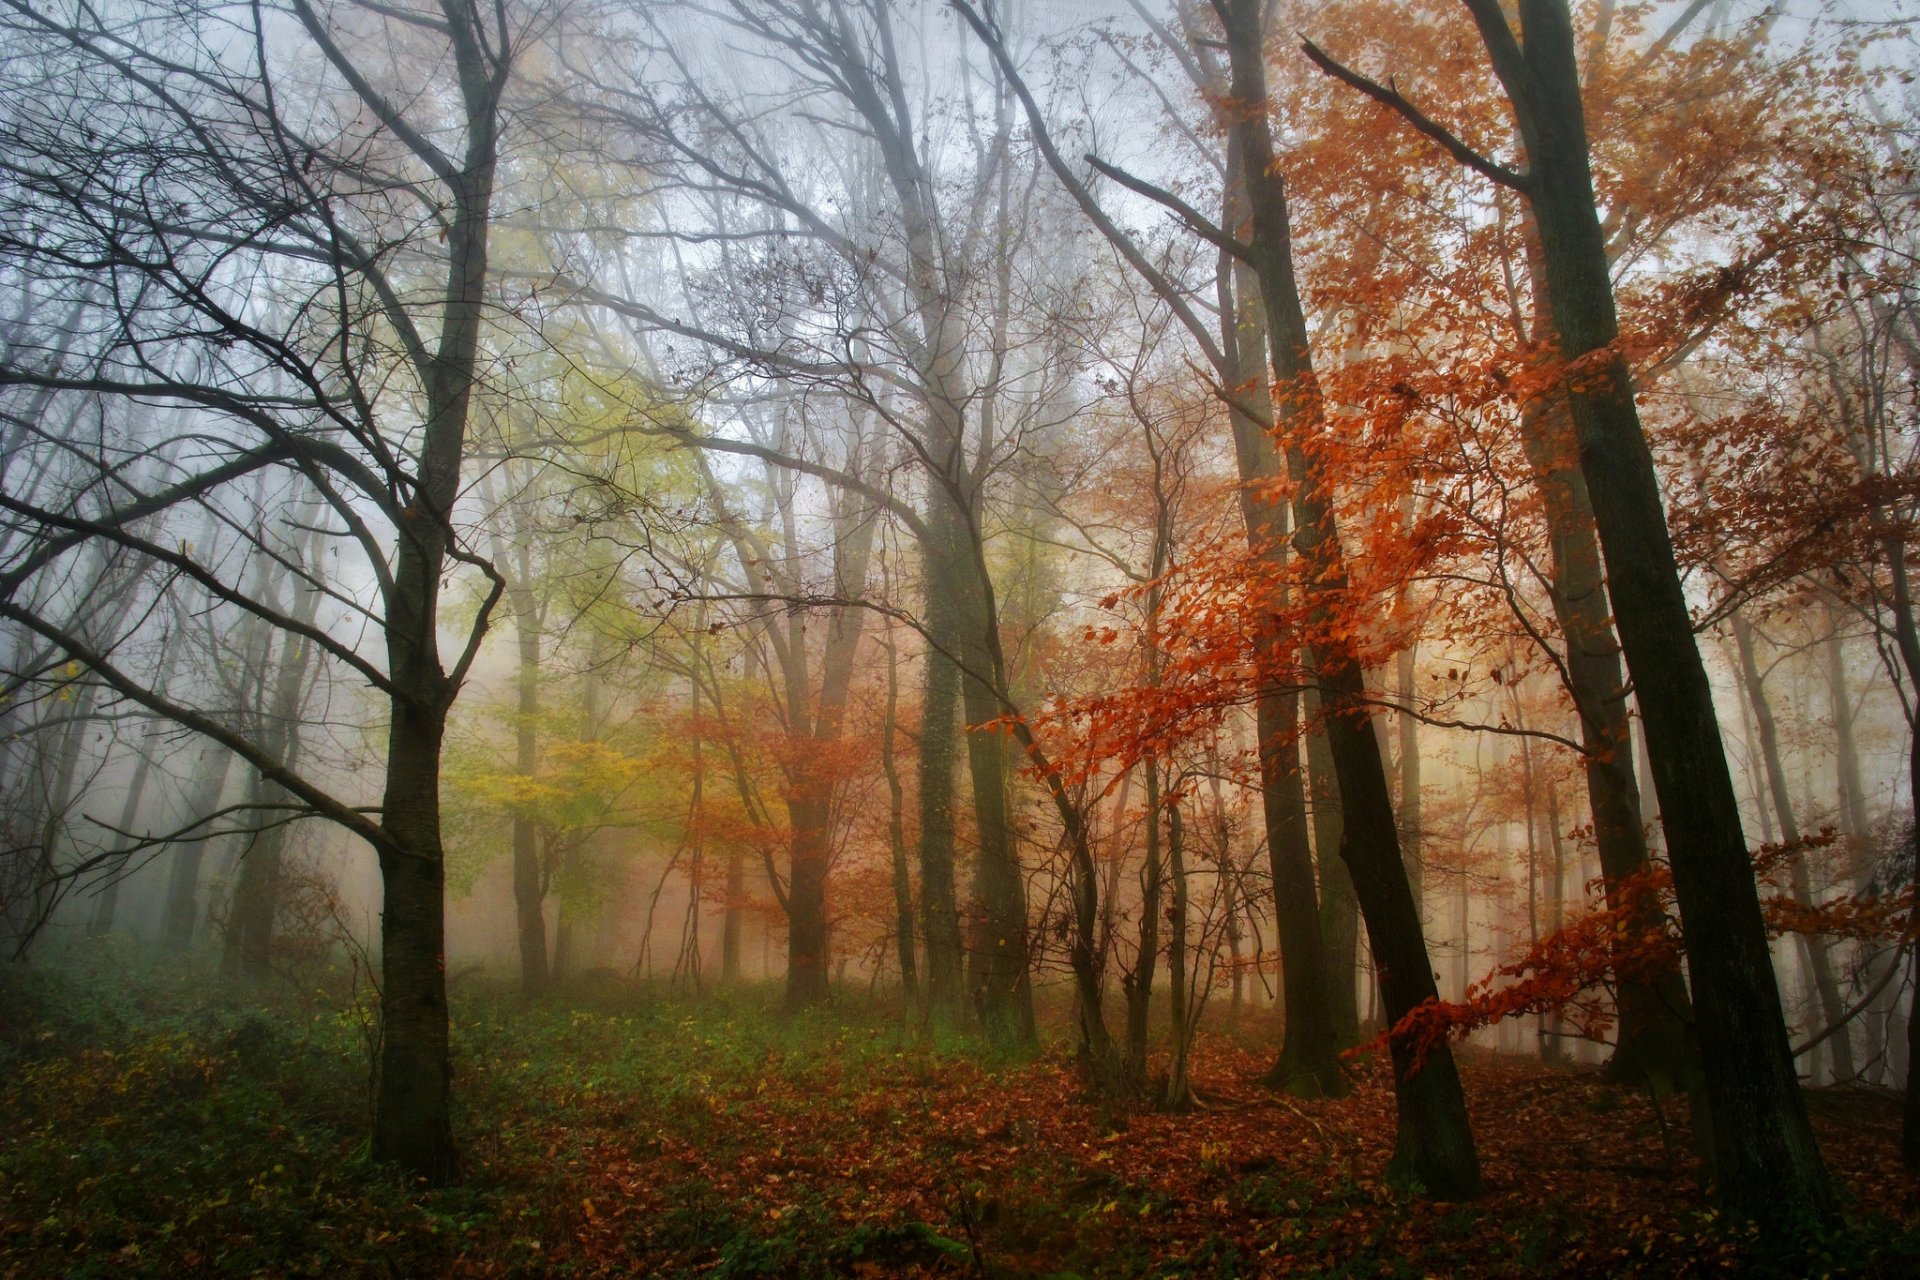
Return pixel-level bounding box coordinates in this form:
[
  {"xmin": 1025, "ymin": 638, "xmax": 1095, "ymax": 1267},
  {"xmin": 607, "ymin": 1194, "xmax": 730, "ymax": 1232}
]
[{"xmin": 2, "ymin": 953, "xmax": 1916, "ymax": 1278}]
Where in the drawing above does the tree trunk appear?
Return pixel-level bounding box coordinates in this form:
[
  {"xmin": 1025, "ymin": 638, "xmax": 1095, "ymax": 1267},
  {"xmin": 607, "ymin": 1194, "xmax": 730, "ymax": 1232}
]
[
  {"xmin": 721, "ymin": 848, "xmax": 745, "ymax": 986},
  {"xmin": 1459, "ymin": 0, "xmax": 1830, "ymax": 1218},
  {"xmin": 784, "ymin": 783, "xmax": 833, "ymax": 1006},
  {"xmin": 1164, "ymin": 790, "xmax": 1195, "ymax": 1110},
  {"xmin": 1219, "ymin": 146, "xmax": 1346, "ymax": 1097},
  {"xmin": 1222, "ymin": 0, "xmax": 1476, "ymax": 1195},
  {"xmin": 916, "ymin": 526, "xmax": 966, "ymax": 1021},
  {"xmin": 1511, "ymin": 208, "xmax": 1700, "ymax": 1092},
  {"xmin": 1127, "ymin": 760, "xmax": 1164, "ymax": 1088},
  {"xmin": 86, "ymin": 735, "xmax": 162, "ymax": 938},
  {"xmin": 1823, "ymin": 606, "xmax": 1871, "ymax": 845},
  {"xmin": 1731, "ymin": 612, "xmax": 1855, "ymax": 1081},
  {"xmin": 373, "ymin": 698, "xmax": 454, "ymax": 1182},
  {"xmin": 883, "ymin": 633, "xmax": 918, "ymax": 1003},
  {"xmin": 1308, "ymin": 698, "xmax": 1362, "ymax": 1043},
  {"xmin": 504, "ymin": 517, "xmax": 549, "ymax": 997},
  {"xmin": 163, "ymin": 744, "xmax": 234, "ymax": 949}
]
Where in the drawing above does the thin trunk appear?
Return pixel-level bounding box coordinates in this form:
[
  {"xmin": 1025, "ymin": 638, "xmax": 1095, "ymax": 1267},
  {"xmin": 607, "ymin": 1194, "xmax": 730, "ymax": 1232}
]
[
  {"xmin": 84, "ymin": 752, "xmax": 154, "ymax": 938},
  {"xmin": 163, "ymin": 745, "xmax": 235, "ymax": 949},
  {"xmin": 721, "ymin": 849, "xmax": 745, "ymax": 985},
  {"xmin": 1127, "ymin": 760, "xmax": 1163, "ymax": 1088},
  {"xmin": 501, "ymin": 510, "xmax": 548, "ymax": 996},
  {"xmin": 1223, "ymin": 0, "xmax": 1476, "ymax": 1194},
  {"xmin": 1731, "ymin": 613, "xmax": 1855, "ymax": 1081},
  {"xmin": 1165, "ymin": 791, "xmax": 1194, "ymax": 1109},
  {"xmin": 883, "ymin": 632, "xmax": 918, "ymax": 1003},
  {"xmin": 1398, "ymin": 641, "xmax": 1422, "ymax": 902},
  {"xmin": 1543, "ymin": 779, "xmax": 1571, "ymax": 1062},
  {"xmin": 1824, "ymin": 607, "xmax": 1870, "ymax": 845}
]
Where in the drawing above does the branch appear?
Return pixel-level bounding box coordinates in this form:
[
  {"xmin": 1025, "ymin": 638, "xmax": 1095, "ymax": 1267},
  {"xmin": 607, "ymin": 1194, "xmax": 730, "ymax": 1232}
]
[
  {"xmin": 1084, "ymin": 156, "xmax": 1247, "ymax": 260},
  {"xmin": 0, "ymin": 600, "xmax": 411, "ymax": 864},
  {"xmin": 1298, "ymin": 38, "xmax": 1531, "ymax": 192}
]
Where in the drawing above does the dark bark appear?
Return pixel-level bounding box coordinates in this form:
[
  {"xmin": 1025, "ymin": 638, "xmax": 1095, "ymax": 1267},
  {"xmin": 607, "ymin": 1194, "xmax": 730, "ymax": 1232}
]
[
  {"xmin": 1307, "ymin": 697, "xmax": 1363, "ymax": 1043},
  {"xmin": 1164, "ymin": 790, "xmax": 1195, "ymax": 1109},
  {"xmin": 1449, "ymin": 0, "xmax": 1830, "ymax": 1218},
  {"xmin": 1221, "ymin": 0, "xmax": 1476, "ymax": 1194},
  {"xmin": 1512, "ymin": 215, "xmax": 1700, "ymax": 1090},
  {"xmin": 1219, "ymin": 146, "xmax": 1346, "ymax": 1098},
  {"xmin": 1126, "ymin": 760, "xmax": 1164, "ymax": 1088}
]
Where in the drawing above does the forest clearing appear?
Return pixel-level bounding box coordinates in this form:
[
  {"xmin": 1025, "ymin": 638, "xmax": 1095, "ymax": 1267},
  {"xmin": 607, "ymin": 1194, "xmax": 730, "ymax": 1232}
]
[{"xmin": 5, "ymin": 0, "xmax": 1920, "ymax": 1273}]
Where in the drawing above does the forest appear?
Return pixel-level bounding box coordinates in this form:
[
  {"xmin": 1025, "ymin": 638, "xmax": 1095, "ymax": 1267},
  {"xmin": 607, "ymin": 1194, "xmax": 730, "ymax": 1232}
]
[{"xmin": 2, "ymin": 0, "xmax": 1918, "ymax": 1275}]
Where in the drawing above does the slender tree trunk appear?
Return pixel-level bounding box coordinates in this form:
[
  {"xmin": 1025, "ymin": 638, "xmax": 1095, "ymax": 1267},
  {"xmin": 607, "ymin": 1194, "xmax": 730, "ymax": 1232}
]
[
  {"xmin": 1219, "ymin": 147, "xmax": 1346, "ymax": 1098},
  {"xmin": 883, "ymin": 633, "xmax": 918, "ymax": 1003},
  {"xmin": 87, "ymin": 735, "xmax": 162, "ymax": 938},
  {"xmin": 1824, "ymin": 606, "xmax": 1871, "ymax": 845},
  {"xmin": 163, "ymin": 745, "xmax": 234, "ymax": 949},
  {"xmin": 1165, "ymin": 793, "xmax": 1194, "ymax": 1109},
  {"xmin": 1731, "ymin": 612, "xmax": 1855, "ymax": 1081},
  {"xmin": 1127, "ymin": 760, "xmax": 1163, "ymax": 1088},
  {"xmin": 504, "ymin": 522, "xmax": 549, "ymax": 996},
  {"xmin": 721, "ymin": 848, "xmax": 745, "ymax": 986},
  {"xmin": 1223, "ymin": 0, "xmax": 1476, "ymax": 1194}
]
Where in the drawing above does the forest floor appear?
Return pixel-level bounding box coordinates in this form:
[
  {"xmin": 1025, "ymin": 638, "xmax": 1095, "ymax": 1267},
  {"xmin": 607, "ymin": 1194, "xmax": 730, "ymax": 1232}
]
[{"xmin": 3, "ymin": 958, "xmax": 1917, "ymax": 1279}]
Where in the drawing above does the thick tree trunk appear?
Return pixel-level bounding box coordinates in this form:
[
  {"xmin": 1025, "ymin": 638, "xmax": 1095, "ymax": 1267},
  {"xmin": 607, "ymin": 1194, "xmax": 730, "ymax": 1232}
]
[
  {"xmin": 373, "ymin": 699, "xmax": 454, "ymax": 1182},
  {"xmin": 1460, "ymin": 0, "xmax": 1830, "ymax": 1218},
  {"xmin": 1307, "ymin": 699, "xmax": 1363, "ymax": 1043},
  {"xmin": 927, "ymin": 496, "xmax": 1035, "ymax": 1048},
  {"xmin": 1514, "ymin": 221, "xmax": 1699, "ymax": 1091},
  {"xmin": 1222, "ymin": 0, "xmax": 1476, "ymax": 1194},
  {"xmin": 916, "ymin": 526, "xmax": 966, "ymax": 1021},
  {"xmin": 785, "ymin": 784, "xmax": 833, "ymax": 1006}
]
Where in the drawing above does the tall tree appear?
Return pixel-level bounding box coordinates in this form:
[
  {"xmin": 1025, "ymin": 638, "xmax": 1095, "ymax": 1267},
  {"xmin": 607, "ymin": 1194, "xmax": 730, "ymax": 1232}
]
[
  {"xmin": 1304, "ymin": 0, "xmax": 1834, "ymax": 1217},
  {"xmin": 0, "ymin": 0, "xmax": 527, "ymax": 1182}
]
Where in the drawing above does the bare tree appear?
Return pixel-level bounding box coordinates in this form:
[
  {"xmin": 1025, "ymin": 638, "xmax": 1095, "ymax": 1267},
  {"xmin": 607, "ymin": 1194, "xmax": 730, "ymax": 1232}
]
[{"xmin": 0, "ymin": 0, "xmax": 532, "ymax": 1182}]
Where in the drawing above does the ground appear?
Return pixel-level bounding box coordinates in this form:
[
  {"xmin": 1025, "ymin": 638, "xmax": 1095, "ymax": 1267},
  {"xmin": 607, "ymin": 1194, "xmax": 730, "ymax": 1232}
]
[{"xmin": 2, "ymin": 961, "xmax": 1915, "ymax": 1278}]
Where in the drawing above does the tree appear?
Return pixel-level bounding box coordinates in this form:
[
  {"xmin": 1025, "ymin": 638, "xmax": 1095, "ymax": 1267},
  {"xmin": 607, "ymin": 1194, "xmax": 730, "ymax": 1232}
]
[
  {"xmin": 1304, "ymin": 0, "xmax": 1835, "ymax": 1218},
  {"xmin": 958, "ymin": 0, "xmax": 1481, "ymax": 1194},
  {"xmin": 0, "ymin": 0, "xmax": 530, "ymax": 1182}
]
